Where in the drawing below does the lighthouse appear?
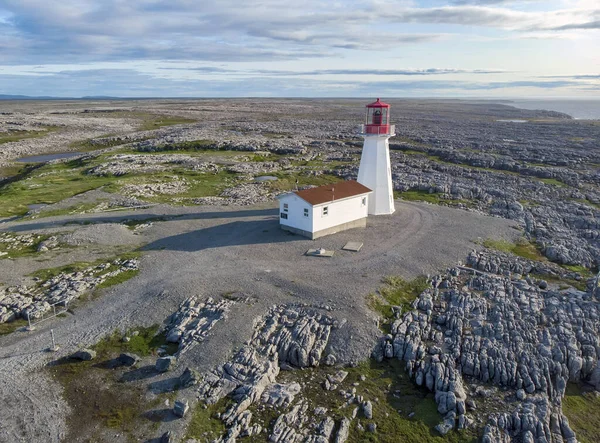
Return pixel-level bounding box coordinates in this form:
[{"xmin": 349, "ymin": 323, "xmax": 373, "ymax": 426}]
[{"xmin": 357, "ymin": 98, "xmax": 396, "ymax": 215}]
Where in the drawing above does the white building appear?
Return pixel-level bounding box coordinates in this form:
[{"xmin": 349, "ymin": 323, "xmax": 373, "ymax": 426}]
[
  {"xmin": 357, "ymin": 98, "xmax": 396, "ymax": 215},
  {"xmin": 278, "ymin": 180, "xmax": 372, "ymax": 240}
]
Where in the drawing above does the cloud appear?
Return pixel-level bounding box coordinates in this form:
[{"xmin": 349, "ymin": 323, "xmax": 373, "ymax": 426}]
[
  {"xmin": 158, "ymin": 67, "xmax": 508, "ymax": 76},
  {"xmin": 545, "ymin": 20, "xmax": 600, "ymax": 30},
  {"xmin": 0, "ymin": 1, "xmax": 597, "ymax": 66},
  {"xmin": 0, "ymin": 69, "xmax": 588, "ymax": 98}
]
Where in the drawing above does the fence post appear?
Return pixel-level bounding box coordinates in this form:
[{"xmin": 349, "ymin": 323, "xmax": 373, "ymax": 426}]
[
  {"xmin": 26, "ymin": 313, "xmax": 35, "ymax": 331},
  {"xmin": 50, "ymin": 329, "xmax": 59, "ymax": 352}
]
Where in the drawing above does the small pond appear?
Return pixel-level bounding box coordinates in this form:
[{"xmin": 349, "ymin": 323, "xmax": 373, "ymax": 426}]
[
  {"xmin": 16, "ymin": 151, "xmax": 85, "ymax": 163},
  {"xmin": 254, "ymin": 176, "xmax": 278, "ymax": 183}
]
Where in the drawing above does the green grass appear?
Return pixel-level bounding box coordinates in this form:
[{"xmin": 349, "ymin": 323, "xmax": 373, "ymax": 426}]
[
  {"xmin": 0, "ymin": 160, "xmax": 117, "ymax": 216},
  {"xmin": 250, "ymin": 360, "xmax": 474, "ymax": 443},
  {"xmin": 137, "ymin": 139, "xmax": 217, "ymax": 152},
  {"xmin": 93, "ymin": 324, "xmax": 173, "ymax": 357},
  {"xmin": 562, "ymin": 383, "xmax": 600, "ymax": 443},
  {"xmin": 0, "ymin": 233, "xmax": 52, "ymax": 259},
  {"xmin": 208, "ymin": 359, "xmax": 475, "ymax": 443},
  {"xmin": 32, "ymin": 251, "xmax": 140, "ymax": 283},
  {"xmin": 561, "ymin": 264, "xmax": 594, "ymax": 278},
  {"xmin": 397, "ymin": 190, "xmax": 443, "ymax": 204},
  {"xmin": 367, "ymin": 276, "xmax": 429, "ymax": 330},
  {"xmin": 0, "ymin": 319, "xmax": 28, "ymax": 335},
  {"xmin": 538, "ymin": 177, "xmax": 567, "ymax": 187},
  {"xmin": 482, "ymin": 238, "xmax": 545, "ymax": 262},
  {"xmin": 69, "ymin": 134, "xmax": 150, "ymax": 151},
  {"xmin": 185, "ymin": 398, "xmax": 229, "ymax": 441},
  {"xmin": 23, "ymin": 201, "xmax": 107, "ymax": 220},
  {"xmin": 0, "ymin": 151, "xmax": 244, "ymax": 216},
  {"xmin": 123, "ymin": 217, "xmax": 168, "ymax": 229},
  {"xmin": 0, "ymin": 126, "xmax": 59, "ymax": 145},
  {"xmin": 0, "ymin": 164, "xmax": 27, "ymax": 179},
  {"xmin": 48, "ymin": 323, "xmax": 176, "ymax": 441}
]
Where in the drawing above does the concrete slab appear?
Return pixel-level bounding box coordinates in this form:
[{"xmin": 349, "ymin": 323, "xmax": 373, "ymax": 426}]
[
  {"xmin": 342, "ymin": 241, "xmax": 363, "ymax": 252},
  {"xmin": 306, "ymin": 249, "xmax": 335, "ymax": 257}
]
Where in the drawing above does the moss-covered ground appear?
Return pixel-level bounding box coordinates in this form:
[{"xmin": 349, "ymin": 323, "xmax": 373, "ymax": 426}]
[
  {"xmin": 0, "ymin": 232, "xmax": 53, "ymax": 259},
  {"xmin": 482, "ymin": 238, "xmax": 546, "ymax": 262},
  {"xmin": 48, "ymin": 324, "xmax": 177, "ymax": 442},
  {"xmin": 367, "ymin": 276, "xmax": 429, "ymax": 333},
  {"xmin": 562, "ymin": 383, "xmax": 600, "ymax": 442}
]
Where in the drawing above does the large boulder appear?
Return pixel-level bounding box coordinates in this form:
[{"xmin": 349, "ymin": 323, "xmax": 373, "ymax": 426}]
[
  {"xmin": 173, "ymin": 399, "xmax": 189, "ymax": 418},
  {"xmin": 156, "ymin": 356, "xmax": 176, "ymax": 373},
  {"xmin": 71, "ymin": 348, "xmax": 96, "ymax": 361},
  {"xmin": 118, "ymin": 353, "xmax": 140, "ymax": 367},
  {"xmin": 179, "ymin": 367, "xmax": 201, "ymax": 388}
]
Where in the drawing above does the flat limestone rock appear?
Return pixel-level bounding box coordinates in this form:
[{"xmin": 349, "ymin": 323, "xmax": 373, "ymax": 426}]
[
  {"xmin": 306, "ymin": 249, "xmax": 334, "ymax": 257},
  {"xmin": 342, "ymin": 242, "xmax": 363, "ymax": 252}
]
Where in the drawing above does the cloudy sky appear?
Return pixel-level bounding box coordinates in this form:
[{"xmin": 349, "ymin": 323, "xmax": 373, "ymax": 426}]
[{"xmin": 0, "ymin": 0, "xmax": 598, "ymax": 97}]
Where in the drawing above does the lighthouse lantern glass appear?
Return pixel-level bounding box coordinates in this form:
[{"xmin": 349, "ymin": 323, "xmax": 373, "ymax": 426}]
[{"xmin": 365, "ymin": 107, "xmax": 389, "ymax": 126}]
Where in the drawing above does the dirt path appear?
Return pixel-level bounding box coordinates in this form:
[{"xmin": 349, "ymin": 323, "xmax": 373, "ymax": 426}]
[{"xmin": 0, "ymin": 201, "xmax": 517, "ymax": 442}]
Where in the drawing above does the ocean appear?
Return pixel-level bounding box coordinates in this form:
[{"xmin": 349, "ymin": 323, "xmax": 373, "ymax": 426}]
[{"xmin": 503, "ymin": 99, "xmax": 600, "ymax": 120}]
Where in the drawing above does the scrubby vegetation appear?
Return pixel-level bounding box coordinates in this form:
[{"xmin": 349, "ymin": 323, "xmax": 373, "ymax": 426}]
[
  {"xmin": 562, "ymin": 383, "xmax": 600, "ymax": 443},
  {"xmin": 367, "ymin": 276, "xmax": 429, "ymax": 333},
  {"xmin": 482, "ymin": 238, "xmax": 545, "ymax": 261},
  {"xmin": 48, "ymin": 324, "xmax": 176, "ymax": 441}
]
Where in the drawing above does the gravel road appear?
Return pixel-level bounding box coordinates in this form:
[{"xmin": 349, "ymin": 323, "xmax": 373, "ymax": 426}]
[{"xmin": 0, "ymin": 200, "xmax": 517, "ymax": 442}]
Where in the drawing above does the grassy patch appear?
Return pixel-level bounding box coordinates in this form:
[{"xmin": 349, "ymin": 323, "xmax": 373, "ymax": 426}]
[
  {"xmin": 137, "ymin": 139, "xmax": 217, "ymax": 153},
  {"xmin": 562, "ymin": 383, "xmax": 600, "ymax": 443},
  {"xmin": 482, "ymin": 238, "xmax": 545, "ymax": 261},
  {"xmin": 0, "ymin": 161, "xmax": 117, "ymax": 217},
  {"xmin": 185, "ymin": 398, "xmax": 229, "ymax": 441},
  {"xmin": 538, "ymin": 177, "xmax": 567, "ymax": 187},
  {"xmin": 561, "ymin": 264, "xmax": 594, "ymax": 279},
  {"xmin": 0, "ymin": 150, "xmax": 243, "ymax": 216},
  {"xmin": 0, "ymin": 232, "xmax": 52, "ymax": 259},
  {"xmin": 367, "ymin": 276, "xmax": 429, "ymax": 332},
  {"xmin": 48, "ymin": 324, "xmax": 175, "ymax": 441},
  {"xmin": 277, "ymin": 360, "xmax": 474, "ymax": 443},
  {"xmin": 69, "ymin": 134, "xmax": 150, "ymax": 151},
  {"xmin": 123, "ymin": 217, "xmax": 168, "ymax": 230},
  {"xmin": 0, "ymin": 318, "xmax": 28, "ymax": 335},
  {"xmin": 0, "ymin": 126, "xmax": 59, "ymax": 145},
  {"xmin": 32, "ymin": 251, "xmax": 140, "ymax": 286},
  {"xmin": 0, "ymin": 164, "xmax": 27, "ymax": 179},
  {"xmin": 397, "ymin": 190, "xmax": 443, "ymax": 204}
]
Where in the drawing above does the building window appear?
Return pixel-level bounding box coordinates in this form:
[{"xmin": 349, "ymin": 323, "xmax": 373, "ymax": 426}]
[
  {"xmin": 283, "ymin": 203, "xmax": 288, "ymax": 212},
  {"xmin": 361, "ymin": 197, "xmax": 366, "ymax": 206},
  {"xmin": 280, "ymin": 213, "xmax": 288, "ymax": 220},
  {"xmin": 304, "ymin": 208, "xmax": 309, "ymax": 217},
  {"xmin": 322, "ymin": 206, "xmax": 329, "ymax": 216}
]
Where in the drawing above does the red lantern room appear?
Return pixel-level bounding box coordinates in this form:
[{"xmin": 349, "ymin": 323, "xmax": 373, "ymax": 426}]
[{"xmin": 364, "ymin": 98, "xmax": 391, "ymax": 135}]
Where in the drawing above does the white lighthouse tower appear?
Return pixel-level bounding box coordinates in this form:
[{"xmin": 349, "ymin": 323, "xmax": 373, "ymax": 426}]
[{"xmin": 357, "ymin": 98, "xmax": 395, "ymax": 215}]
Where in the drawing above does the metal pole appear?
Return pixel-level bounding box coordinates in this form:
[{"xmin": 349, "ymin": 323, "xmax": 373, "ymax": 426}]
[
  {"xmin": 26, "ymin": 313, "xmax": 34, "ymax": 331},
  {"xmin": 50, "ymin": 329, "xmax": 58, "ymax": 352}
]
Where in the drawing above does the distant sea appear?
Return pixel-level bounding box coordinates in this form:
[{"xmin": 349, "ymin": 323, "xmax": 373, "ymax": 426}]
[{"xmin": 502, "ymin": 99, "xmax": 600, "ymax": 120}]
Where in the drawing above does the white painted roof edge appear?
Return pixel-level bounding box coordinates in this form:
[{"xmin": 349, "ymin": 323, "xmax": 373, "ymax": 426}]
[{"xmin": 278, "ymin": 189, "xmax": 372, "ymax": 207}]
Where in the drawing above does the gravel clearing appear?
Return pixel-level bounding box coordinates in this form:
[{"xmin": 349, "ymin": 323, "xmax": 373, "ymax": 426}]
[{"xmin": 0, "ymin": 200, "xmax": 516, "ymax": 442}]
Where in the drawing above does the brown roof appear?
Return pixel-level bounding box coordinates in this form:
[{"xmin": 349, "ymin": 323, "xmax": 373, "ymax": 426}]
[{"xmin": 294, "ymin": 180, "xmax": 371, "ymax": 206}]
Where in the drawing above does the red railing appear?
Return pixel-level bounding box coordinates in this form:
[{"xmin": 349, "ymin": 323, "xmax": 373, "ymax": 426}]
[{"xmin": 358, "ymin": 124, "xmax": 395, "ymax": 135}]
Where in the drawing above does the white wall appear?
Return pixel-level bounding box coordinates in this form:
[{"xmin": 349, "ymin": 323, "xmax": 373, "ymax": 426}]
[
  {"xmin": 357, "ymin": 135, "xmax": 395, "ymax": 215},
  {"xmin": 312, "ymin": 194, "xmax": 369, "ymax": 232},
  {"xmin": 279, "ymin": 194, "xmax": 313, "ymax": 232}
]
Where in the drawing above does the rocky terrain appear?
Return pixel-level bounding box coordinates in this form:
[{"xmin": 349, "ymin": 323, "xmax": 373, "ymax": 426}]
[{"xmin": 0, "ymin": 99, "xmax": 598, "ymax": 442}]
